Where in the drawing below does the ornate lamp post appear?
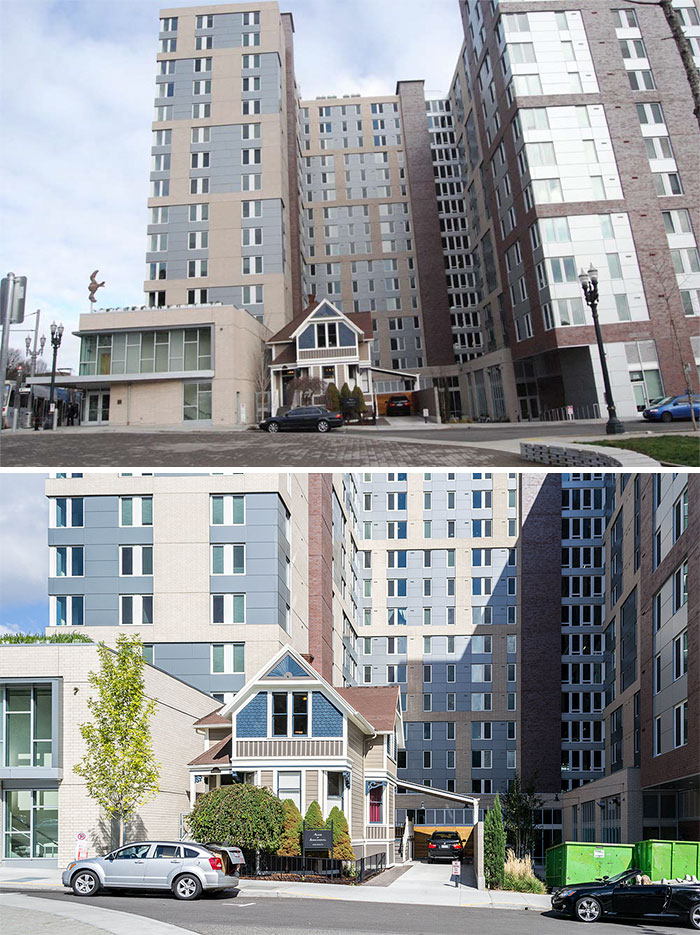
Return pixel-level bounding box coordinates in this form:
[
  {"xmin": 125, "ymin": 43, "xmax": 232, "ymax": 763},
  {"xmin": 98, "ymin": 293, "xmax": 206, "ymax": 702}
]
[
  {"xmin": 25, "ymin": 331, "xmax": 46, "ymax": 376},
  {"xmin": 579, "ymin": 265, "xmax": 625, "ymax": 435},
  {"xmin": 46, "ymin": 321, "xmax": 64, "ymax": 430}
]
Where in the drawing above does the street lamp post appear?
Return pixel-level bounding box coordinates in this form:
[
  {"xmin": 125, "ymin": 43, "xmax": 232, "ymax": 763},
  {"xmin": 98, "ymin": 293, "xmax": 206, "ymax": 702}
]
[
  {"xmin": 579, "ymin": 264, "xmax": 625, "ymax": 435},
  {"xmin": 46, "ymin": 321, "xmax": 64, "ymax": 430}
]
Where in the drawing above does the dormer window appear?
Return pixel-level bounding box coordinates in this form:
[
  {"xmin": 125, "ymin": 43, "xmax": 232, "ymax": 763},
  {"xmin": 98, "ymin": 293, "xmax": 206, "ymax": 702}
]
[
  {"xmin": 272, "ymin": 691, "xmax": 308, "ymax": 736},
  {"xmin": 316, "ymin": 323, "xmax": 338, "ymax": 348}
]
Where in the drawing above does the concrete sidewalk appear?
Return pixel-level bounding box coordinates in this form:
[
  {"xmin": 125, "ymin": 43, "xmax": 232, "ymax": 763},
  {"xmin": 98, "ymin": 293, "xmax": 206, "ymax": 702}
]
[
  {"xmin": 0, "ymin": 861, "xmax": 550, "ymax": 911},
  {"xmin": 0, "ymin": 892, "xmax": 197, "ymax": 935}
]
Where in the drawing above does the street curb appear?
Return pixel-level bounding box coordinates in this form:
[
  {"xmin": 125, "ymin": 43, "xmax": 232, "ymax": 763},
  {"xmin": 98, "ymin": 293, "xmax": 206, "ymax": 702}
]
[{"xmin": 0, "ymin": 892, "xmax": 199, "ymax": 934}]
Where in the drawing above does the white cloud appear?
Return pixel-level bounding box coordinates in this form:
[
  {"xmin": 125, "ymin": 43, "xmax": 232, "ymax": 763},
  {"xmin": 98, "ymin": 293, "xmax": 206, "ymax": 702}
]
[
  {"xmin": 1, "ymin": 1, "xmax": 462, "ymax": 372},
  {"xmin": 0, "ymin": 473, "xmax": 49, "ymax": 608}
]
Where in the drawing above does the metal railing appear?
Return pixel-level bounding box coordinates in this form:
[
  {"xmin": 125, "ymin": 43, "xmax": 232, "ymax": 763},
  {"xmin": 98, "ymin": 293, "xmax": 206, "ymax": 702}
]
[
  {"xmin": 540, "ymin": 403, "xmax": 601, "ymax": 422},
  {"xmin": 237, "ymin": 849, "xmax": 386, "ymax": 883}
]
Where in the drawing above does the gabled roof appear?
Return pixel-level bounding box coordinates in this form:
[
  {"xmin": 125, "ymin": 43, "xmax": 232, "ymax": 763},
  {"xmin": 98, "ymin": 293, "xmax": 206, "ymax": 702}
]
[
  {"xmin": 217, "ymin": 643, "xmax": 376, "ymax": 736},
  {"xmin": 268, "ymin": 300, "xmax": 373, "ymax": 344},
  {"xmin": 193, "ymin": 707, "xmax": 229, "ymax": 727},
  {"xmin": 188, "ymin": 733, "xmax": 232, "ymax": 767},
  {"xmin": 336, "ymin": 686, "xmax": 401, "ymax": 733}
]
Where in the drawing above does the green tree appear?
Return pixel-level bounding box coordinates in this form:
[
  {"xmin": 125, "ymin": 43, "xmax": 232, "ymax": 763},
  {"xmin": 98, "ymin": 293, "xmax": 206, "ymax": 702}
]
[
  {"xmin": 501, "ymin": 772, "xmax": 544, "ymax": 858},
  {"xmin": 277, "ymin": 798, "xmax": 303, "ymax": 856},
  {"xmin": 484, "ymin": 794, "xmax": 506, "ymax": 890},
  {"xmin": 73, "ymin": 634, "xmax": 160, "ymax": 848},
  {"xmin": 186, "ymin": 783, "xmax": 285, "ymax": 853},
  {"xmin": 351, "ymin": 385, "xmax": 366, "ymax": 415},
  {"xmin": 326, "ymin": 806, "xmax": 355, "ymax": 860},
  {"xmin": 325, "ymin": 382, "xmax": 341, "ymax": 411}
]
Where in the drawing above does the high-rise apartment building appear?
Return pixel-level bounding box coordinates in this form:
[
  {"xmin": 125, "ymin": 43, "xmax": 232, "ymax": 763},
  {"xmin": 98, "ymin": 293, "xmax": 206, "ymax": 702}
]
[
  {"xmin": 562, "ymin": 473, "xmax": 698, "ymax": 844},
  {"xmin": 140, "ymin": 0, "xmax": 699, "ymax": 418},
  {"xmin": 452, "ymin": 0, "xmax": 700, "ymax": 420},
  {"xmin": 146, "ymin": 4, "xmax": 298, "ymax": 334},
  {"xmin": 44, "ymin": 471, "xmax": 698, "ymax": 851}
]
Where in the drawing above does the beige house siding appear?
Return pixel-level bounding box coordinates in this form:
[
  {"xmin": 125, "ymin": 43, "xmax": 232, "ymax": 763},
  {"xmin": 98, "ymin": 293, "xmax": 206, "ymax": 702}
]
[
  {"xmin": 347, "ymin": 722, "xmax": 366, "ymax": 840},
  {"xmin": 305, "ymin": 769, "xmax": 319, "ymax": 811},
  {"xmin": 364, "ymin": 737, "xmax": 385, "ymax": 769},
  {"xmin": 260, "ymin": 770, "xmax": 274, "ymax": 791}
]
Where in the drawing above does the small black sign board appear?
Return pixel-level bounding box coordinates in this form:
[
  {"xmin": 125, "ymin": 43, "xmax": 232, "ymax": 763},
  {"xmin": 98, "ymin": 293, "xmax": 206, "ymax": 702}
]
[{"xmin": 303, "ymin": 828, "xmax": 333, "ymax": 850}]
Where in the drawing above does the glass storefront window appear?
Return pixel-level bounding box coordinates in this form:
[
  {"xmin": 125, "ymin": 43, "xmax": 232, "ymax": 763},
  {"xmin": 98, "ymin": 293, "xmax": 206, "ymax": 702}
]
[
  {"xmin": 4, "ymin": 789, "xmax": 58, "ymax": 859},
  {"xmin": 79, "ymin": 328, "xmax": 212, "ymax": 377}
]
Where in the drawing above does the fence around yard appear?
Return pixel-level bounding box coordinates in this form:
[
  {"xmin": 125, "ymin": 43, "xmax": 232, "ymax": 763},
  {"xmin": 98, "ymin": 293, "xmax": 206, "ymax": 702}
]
[{"xmin": 237, "ymin": 849, "xmax": 386, "ymax": 884}]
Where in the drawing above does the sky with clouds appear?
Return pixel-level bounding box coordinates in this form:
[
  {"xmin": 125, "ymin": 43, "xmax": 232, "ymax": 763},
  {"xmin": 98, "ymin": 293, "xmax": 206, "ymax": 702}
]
[
  {"xmin": 0, "ymin": 0, "xmax": 463, "ymax": 373},
  {"xmin": 0, "ymin": 473, "xmax": 49, "ymax": 635}
]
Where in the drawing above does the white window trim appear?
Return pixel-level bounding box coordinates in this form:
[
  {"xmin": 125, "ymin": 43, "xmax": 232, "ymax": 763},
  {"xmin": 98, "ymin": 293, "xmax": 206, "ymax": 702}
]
[
  {"xmin": 118, "ymin": 545, "xmax": 153, "ymax": 577},
  {"xmin": 50, "ymin": 545, "xmax": 84, "ymax": 578},
  {"xmin": 211, "ymin": 593, "xmax": 246, "ymax": 625},
  {"xmin": 119, "ymin": 594, "xmax": 153, "ymax": 626},
  {"xmin": 211, "ymin": 543, "xmax": 246, "ymax": 575}
]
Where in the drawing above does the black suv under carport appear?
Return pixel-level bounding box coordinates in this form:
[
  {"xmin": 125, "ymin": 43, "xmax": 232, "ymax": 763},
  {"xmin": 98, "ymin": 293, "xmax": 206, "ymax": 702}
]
[{"xmin": 426, "ymin": 831, "xmax": 464, "ymax": 862}]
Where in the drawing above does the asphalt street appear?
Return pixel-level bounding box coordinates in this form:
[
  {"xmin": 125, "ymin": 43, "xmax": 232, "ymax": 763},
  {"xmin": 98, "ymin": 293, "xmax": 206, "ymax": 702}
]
[
  {"xmin": 0, "ymin": 888, "xmax": 692, "ymax": 935},
  {"xmin": 0, "ymin": 429, "xmax": 532, "ymax": 467}
]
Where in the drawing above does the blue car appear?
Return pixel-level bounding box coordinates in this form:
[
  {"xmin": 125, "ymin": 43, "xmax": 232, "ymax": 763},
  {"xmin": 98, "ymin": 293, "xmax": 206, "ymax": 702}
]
[{"xmin": 643, "ymin": 394, "xmax": 700, "ymax": 422}]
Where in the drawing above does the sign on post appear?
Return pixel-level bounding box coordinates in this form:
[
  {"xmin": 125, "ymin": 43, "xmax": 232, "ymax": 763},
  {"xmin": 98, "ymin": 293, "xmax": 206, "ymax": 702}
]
[
  {"xmin": 75, "ymin": 831, "xmax": 88, "ymax": 860},
  {"xmin": 303, "ymin": 828, "xmax": 333, "ymax": 850},
  {"xmin": 452, "ymin": 858, "xmax": 461, "ymax": 885},
  {"xmin": 0, "ymin": 274, "xmax": 27, "ymax": 324}
]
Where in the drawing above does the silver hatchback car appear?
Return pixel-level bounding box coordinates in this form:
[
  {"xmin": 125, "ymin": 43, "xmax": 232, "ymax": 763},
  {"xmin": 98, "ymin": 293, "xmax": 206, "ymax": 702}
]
[{"xmin": 62, "ymin": 840, "xmax": 244, "ymax": 900}]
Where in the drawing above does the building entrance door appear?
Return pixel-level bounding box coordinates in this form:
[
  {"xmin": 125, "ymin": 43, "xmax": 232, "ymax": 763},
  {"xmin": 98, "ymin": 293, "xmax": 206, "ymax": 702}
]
[{"xmin": 84, "ymin": 391, "xmax": 110, "ymax": 424}]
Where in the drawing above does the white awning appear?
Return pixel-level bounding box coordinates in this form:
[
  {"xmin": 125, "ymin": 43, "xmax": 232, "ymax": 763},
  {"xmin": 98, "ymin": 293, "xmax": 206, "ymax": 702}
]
[{"xmin": 397, "ymin": 780, "xmax": 479, "ymax": 808}]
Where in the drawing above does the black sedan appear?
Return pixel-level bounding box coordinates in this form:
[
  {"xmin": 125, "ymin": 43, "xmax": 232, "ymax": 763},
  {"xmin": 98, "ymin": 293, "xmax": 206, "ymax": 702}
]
[
  {"xmin": 551, "ymin": 868, "xmax": 700, "ymax": 928},
  {"xmin": 426, "ymin": 831, "xmax": 464, "ymax": 862},
  {"xmin": 260, "ymin": 406, "xmax": 344, "ymax": 433}
]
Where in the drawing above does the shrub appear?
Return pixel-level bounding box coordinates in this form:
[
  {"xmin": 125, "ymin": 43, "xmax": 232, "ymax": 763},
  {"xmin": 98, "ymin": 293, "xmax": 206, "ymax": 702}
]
[
  {"xmin": 484, "ymin": 794, "xmax": 506, "ymax": 889},
  {"xmin": 351, "ymin": 385, "xmax": 366, "ymax": 414},
  {"xmin": 326, "ymin": 806, "xmax": 355, "ymax": 860},
  {"xmin": 277, "ymin": 798, "xmax": 303, "ymax": 856},
  {"xmin": 0, "ymin": 632, "xmax": 93, "ymax": 644},
  {"xmin": 186, "ymin": 783, "xmax": 285, "ymax": 853},
  {"xmin": 303, "ymin": 800, "xmax": 328, "ymax": 855},
  {"xmin": 325, "ymin": 382, "xmax": 341, "ymax": 411},
  {"xmin": 340, "ymin": 382, "xmax": 354, "ymax": 416},
  {"xmin": 503, "ymin": 849, "xmax": 546, "ymax": 894}
]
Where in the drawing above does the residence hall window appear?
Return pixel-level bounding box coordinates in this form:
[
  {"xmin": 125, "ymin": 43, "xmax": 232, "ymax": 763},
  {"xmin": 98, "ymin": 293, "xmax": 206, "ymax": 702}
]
[
  {"xmin": 369, "ymin": 785, "xmax": 384, "ymax": 823},
  {"xmin": 272, "ymin": 692, "xmax": 308, "ymax": 736},
  {"xmin": 4, "ymin": 685, "xmax": 53, "ymax": 767}
]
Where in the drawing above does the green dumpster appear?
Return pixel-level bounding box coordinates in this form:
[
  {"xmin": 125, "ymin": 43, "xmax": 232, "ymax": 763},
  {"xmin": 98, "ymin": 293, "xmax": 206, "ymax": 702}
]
[
  {"xmin": 633, "ymin": 840, "xmax": 700, "ymax": 881},
  {"xmin": 545, "ymin": 842, "xmax": 634, "ymax": 889}
]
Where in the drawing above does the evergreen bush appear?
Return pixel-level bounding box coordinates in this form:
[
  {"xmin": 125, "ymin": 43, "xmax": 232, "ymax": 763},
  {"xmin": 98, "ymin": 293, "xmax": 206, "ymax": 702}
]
[
  {"xmin": 484, "ymin": 794, "xmax": 506, "ymax": 889},
  {"xmin": 277, "ymin": 798, "xmax": 303, "ymax": 856},
  {"xmin": 325, "ymin": 382, "xmax": 341, "ymax": 411},
  {"xmin": 326, "ymin": 806, "xmax": 355, "ymax": 860},
  {"xmin": 351, "ymin": 385, "xmax": 366, "ymax": 414}
]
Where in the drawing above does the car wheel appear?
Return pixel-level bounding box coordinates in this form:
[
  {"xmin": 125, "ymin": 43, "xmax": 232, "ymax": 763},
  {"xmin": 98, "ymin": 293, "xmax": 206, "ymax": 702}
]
[
  {"xmin": 574, "ymin": 896, "xmax": 602, "ymax": 923},
  {"xmin": 267, "ymin": 422, "xmax": 280, "ymax": 433},
  {"xmin": 317, "ymin": 420, "xmax": 330, "ymax": 433},
  {"xmin": 689, "ymin": 904, "xmax": 700, "ymax": 930},
  {"xmin": 173, "ymin": 874, "xmax": 202, "ymax": 901},
  {"xmin": 72, "ymin": 870, "xmax": 100, "ymax": 897},
  {"xmin": 661, "ymin": 411, "xmax": 673, "ymax": 423}
]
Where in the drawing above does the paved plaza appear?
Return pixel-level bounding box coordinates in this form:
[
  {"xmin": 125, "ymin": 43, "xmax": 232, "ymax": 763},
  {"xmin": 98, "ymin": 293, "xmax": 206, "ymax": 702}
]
[{"xmin": 0, "ymin": 427, "xmax": 533, "ymax": 467}]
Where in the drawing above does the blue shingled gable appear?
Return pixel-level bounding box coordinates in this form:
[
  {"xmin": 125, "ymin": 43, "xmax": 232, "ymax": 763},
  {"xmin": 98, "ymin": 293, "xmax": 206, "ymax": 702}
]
[
  {"xmin": 236, "ymin": 691, "xmax": 268, "ymax": 737},
  {"xmin": 311, "ymin": 691, "xmax": 343, "ymax": 737},
  {"xmin": 265, "ymin": 654, "xmax": 309, "ymax": 678},
  {"xmin": 310, "ymin": 301, "xmax": 340, "ymax": 318}
]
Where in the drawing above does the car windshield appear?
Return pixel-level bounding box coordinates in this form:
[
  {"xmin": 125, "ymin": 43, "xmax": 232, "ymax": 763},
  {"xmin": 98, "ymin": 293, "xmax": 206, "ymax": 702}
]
[
  {"xmin": 431, "ymin": 832, "xmax": 459, "ymax": 840},
  {"xmin": 603, "ymin": 870, "xmax": 638, "ymax": 884}
]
